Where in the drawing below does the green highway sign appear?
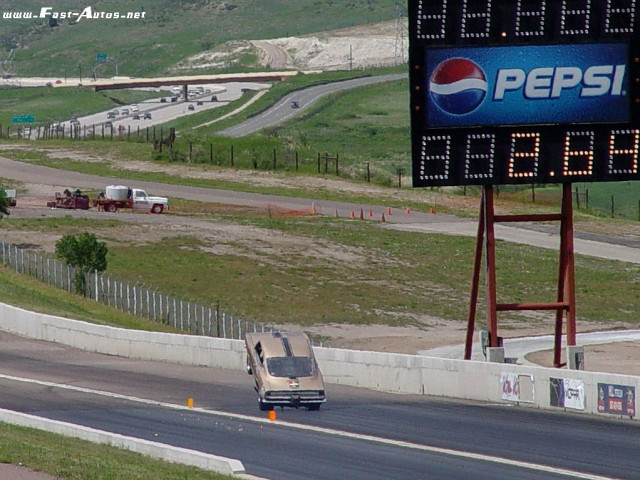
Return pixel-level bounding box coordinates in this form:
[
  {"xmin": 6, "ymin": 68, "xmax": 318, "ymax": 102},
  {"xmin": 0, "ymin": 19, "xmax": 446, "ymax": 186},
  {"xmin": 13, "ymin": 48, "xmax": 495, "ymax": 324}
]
[
  {"xmin": 96, "ymin": 53, "xmax": 108, "ymax": 63},
  {"xmin": 12, "ymin": 114, "xmax": 35, "ymax": 123}
]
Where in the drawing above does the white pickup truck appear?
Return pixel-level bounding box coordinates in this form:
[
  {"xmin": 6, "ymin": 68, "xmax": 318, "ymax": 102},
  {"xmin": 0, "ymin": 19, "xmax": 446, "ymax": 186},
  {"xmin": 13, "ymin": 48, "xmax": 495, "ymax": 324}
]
[{"xmin": 93, "ymin": 185, "xmax": 168, "ymax": 214}]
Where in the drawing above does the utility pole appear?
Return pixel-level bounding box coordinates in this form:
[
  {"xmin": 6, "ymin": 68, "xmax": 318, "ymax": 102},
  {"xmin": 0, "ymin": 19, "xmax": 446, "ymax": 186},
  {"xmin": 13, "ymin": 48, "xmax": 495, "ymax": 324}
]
[
  {"xmin": 349, "ymin": 45, "xmax": 353, "ymax": 71},
  {"xmin": 394, "ymin": 0, "xmax": 407, "ymax": 65}
]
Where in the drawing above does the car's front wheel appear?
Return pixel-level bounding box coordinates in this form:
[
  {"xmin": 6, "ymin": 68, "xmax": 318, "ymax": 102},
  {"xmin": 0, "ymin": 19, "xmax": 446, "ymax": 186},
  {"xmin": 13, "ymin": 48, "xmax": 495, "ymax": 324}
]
[{"xmin": 258, "ymin": 398, "xmax": 273, "ymax": 411}]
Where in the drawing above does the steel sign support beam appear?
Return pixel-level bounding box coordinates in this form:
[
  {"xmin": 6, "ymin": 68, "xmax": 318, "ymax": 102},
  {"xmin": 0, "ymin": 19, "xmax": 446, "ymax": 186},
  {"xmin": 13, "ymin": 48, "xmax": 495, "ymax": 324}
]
[{"xmin": 465, "ymin": 184, "xmax": 577, "ymax": 367}]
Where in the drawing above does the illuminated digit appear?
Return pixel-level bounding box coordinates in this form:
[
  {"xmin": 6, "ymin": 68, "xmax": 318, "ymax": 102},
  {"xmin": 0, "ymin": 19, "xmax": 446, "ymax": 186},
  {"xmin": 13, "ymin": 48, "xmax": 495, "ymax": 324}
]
[
  {"xmin": 560, "ymin": 0, "xmax": 591, "ymax": 36},
  {"xmin": 464, "ymin": 134, "xmax": 495, "ymax": 180},
  {"xmin": 461, "ymin": 0, "xmax": 492, "ymax": 39},
  {"xmin": 605, "ymin": 0, "xmax": 637, "ymax": 34},
  {"xmin": 563, "ymin": 131, "xmax": 594, "ymax": 176},
  {"xmin": 608, "ymin": 129, "xmax": 640, "ymax": 174},
  {"xmin": 416, "ymin": 0, "xmax": 447, "ymax": 40},
  {"xmin": 508, "ymin": 132, "xmax": 540, "ymax": 179},
  {"xmin": 421, "ymin": 135, "xmax": 451, "ymax": 181},
  {"xmin": 515, "ymin": 0, "xmax": 546, "ymax": 37}
]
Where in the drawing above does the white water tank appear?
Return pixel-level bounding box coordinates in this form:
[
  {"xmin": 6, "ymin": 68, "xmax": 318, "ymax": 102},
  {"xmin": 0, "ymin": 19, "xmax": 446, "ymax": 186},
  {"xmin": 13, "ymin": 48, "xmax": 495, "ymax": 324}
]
[{"xmin": 105, "ymin": 185, "xmax": 129, "ymax": 200}]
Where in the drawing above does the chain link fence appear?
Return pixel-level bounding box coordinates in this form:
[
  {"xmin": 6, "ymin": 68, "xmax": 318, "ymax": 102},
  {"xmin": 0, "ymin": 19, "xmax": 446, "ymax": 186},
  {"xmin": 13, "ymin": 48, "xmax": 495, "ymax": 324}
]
[{"xmin": 0, "ymin": 240, "xmax": 274, "ymax": 340}]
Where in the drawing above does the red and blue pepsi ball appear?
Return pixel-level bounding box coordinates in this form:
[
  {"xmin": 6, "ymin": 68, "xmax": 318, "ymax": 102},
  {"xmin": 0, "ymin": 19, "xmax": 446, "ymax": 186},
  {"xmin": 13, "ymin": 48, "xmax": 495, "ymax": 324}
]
[{"xmin": 429, "ymin": 58, "xmax": 487, "ymax": 115}]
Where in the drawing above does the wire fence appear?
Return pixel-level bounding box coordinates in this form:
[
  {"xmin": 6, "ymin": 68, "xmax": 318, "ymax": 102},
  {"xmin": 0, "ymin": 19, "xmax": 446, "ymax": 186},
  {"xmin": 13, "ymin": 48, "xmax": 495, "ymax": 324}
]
[{"xmin": 0, "ymin": 240, "xmax": 275, "ymax": 341}]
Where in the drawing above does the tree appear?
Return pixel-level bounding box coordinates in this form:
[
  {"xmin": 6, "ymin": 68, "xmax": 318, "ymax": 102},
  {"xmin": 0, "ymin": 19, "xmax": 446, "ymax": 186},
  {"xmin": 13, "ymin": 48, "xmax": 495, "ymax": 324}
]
[
  {"xmin": 55, "ymin": 233, "xmax": 108, "ymax": 296},
  {"xmin": 0, "ymin": 188, "xmax": 11, "ymax": 219}
]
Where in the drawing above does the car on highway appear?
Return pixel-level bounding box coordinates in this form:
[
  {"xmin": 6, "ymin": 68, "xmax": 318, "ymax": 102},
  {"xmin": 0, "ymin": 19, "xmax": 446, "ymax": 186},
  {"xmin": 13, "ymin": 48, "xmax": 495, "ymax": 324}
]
[
  {"xmin": 188, "ymin": 104, "xmax": 195, "ymax": 111},
  {"xmin": 291, "ymin": 100, "xmax": 299, "ymax": 108},
  {"xmin": 245, "ymin": 331, "xmax": 326, "ymax": 411},
  {"xmin": 143, "ymin": 112, "xmax": 152, "ymax": 119},
  {"xmin": 107, "ymin": 111, "xmax": 116, "ymax": 119},
  {"xmin": 130, "ymin": 104, "xmax": 139, "ymax": 112},
  {"xmin": 121, "ymin": 108, "xmax": 130, "ymax": 115},
  {"xmin": 133, "ymin": 114, "xmax": 141, "ymax": 120}
]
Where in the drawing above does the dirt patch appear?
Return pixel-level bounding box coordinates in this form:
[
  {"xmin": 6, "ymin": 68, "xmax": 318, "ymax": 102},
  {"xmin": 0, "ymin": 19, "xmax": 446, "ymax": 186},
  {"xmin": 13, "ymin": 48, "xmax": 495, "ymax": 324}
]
[
  {"xmin": 176, "ymin": 20, "xmax": 405, "ymax": 72},
  {"xmin": 527, "ymin": 342, "xmax": 640, "ymax": 376}
]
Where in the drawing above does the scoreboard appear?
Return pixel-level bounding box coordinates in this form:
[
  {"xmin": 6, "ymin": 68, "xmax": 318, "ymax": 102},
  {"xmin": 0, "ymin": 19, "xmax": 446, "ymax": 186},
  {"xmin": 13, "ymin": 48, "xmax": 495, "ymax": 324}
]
[{"xmin": 409, "ymin": 0, "xmax": 640, "ymax": 187}]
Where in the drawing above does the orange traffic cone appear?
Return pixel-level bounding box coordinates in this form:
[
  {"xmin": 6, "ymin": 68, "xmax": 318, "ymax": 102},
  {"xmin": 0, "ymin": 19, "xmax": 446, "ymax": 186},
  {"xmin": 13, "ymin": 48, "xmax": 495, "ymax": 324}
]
[
  {"xmin": 387, "ymin": 207, "xmax": 392, "ymax": 216},
  {"xmin": 350, "ymin": 210, "xmax": 356, "ymax": 219},
  {"xmin": 368, "ymin": 209, "xmax": 373, "ymax": 217}
]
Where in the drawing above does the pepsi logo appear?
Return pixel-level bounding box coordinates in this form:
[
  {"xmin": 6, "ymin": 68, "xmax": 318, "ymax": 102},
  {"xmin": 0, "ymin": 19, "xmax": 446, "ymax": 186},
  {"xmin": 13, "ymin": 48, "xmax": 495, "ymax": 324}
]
[{"xmin": 430, "ymin": 58, "xmax": 487, "ymax": 115}]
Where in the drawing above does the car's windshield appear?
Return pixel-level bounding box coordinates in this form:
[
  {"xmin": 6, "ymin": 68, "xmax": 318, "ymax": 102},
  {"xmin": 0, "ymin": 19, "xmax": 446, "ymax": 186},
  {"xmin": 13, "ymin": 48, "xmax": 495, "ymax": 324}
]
[{"xmin": 267, "ymin": 356, "xmax": 314, "ymax": 377}]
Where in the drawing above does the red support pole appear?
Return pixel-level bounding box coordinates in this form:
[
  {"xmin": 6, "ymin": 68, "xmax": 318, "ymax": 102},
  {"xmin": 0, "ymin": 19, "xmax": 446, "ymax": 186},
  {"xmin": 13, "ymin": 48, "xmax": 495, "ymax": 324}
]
[
  {"xmin": 484, "ymin": 186, "xmax": 499, "ymax": 347},
  {"xmin": 465, "ymin": 193, "xmax": 485, "ymax": 360},
  {"xmin": 466, "ymin": 183, "xmax": 577, "ymax": 367}
]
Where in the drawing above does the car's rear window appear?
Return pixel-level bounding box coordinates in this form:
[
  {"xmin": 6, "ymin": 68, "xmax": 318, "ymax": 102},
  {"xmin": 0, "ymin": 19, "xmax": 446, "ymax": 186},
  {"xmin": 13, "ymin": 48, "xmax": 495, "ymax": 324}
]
[{"xmin": 267, "ymin": 356, "xmax": 314, "ymax": 377}]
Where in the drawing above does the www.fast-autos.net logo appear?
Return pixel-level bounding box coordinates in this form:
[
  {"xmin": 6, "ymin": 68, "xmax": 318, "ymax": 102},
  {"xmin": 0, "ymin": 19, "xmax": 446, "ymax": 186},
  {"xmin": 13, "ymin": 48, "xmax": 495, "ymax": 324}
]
[{"xmin": 2, "ymin": 6, "xmax": 146, "ymax": 21}]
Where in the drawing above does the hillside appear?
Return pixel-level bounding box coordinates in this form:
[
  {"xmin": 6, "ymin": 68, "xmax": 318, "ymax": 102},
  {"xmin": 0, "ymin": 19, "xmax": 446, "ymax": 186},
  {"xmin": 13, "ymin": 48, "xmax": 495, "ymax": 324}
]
[{"xmin": 0, "ymin": 0, "xmax": 400, "ymax": 78}]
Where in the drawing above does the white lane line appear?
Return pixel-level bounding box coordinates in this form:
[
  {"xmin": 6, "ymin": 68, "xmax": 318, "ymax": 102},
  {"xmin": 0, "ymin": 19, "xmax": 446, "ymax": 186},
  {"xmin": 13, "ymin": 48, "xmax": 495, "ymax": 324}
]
[{"xmin": 0, "ymin": 373, "xmax": 623, "ymax": 480}]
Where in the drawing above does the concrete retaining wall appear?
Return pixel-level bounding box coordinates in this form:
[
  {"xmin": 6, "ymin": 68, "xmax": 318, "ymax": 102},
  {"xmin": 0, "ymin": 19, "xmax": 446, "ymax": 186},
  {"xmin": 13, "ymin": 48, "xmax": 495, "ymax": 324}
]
[
  {"xmin": 1, "ymin": 302, "xmax": 639, "ymax": 420},
  {"xmin": 0, "ymin": 302, "xmax": 245, "ymax": 370}
]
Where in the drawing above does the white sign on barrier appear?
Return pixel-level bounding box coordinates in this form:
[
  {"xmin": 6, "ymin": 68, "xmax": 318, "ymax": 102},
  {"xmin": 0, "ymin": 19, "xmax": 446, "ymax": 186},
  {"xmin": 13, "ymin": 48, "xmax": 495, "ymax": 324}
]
[
  {"xmin": 550, "ymin": 378, "xmax": 585, "ymax": 410},
  {"xmin": 501, "ymin": 372, "xmax": 520, "ymax": 402},
  {"xmin": 563, "ymin": 379, "xmax": 585, "ymax": 410}
]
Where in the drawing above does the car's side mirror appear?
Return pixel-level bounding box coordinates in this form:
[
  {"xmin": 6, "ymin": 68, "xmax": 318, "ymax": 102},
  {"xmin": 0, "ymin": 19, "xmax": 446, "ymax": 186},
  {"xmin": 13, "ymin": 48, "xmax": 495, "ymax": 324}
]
[{"xmin": 246, "ymin": 363, "xmax": 253, "ymax": 375}]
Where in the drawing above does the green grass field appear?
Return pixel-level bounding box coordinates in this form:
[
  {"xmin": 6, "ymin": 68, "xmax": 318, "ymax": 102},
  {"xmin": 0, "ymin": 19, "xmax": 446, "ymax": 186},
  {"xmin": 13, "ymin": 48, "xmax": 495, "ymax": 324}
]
[
  {"xmin": 2, "ymin": 0, "xmax": 398, "ymax": 77},
  {"xmin": 2, "ymin": 198, "xmax": 640, "ymax": 330},
  {"xmin": 0, "ymin": 423, "xmax": 232, "ymax": 480}
]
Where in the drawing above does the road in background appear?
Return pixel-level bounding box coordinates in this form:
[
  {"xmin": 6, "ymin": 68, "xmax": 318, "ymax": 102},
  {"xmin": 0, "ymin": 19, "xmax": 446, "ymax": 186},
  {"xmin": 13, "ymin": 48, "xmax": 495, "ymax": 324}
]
[{"xmin": 219, "ymin": 73, "xmax": 406, "ymax": 137}]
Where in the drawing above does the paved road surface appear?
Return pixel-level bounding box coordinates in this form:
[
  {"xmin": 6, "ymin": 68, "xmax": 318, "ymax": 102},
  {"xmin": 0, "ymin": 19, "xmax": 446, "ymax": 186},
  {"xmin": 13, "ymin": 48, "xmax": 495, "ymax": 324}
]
[
  {"xmin": 420, "ymin": 329, "xmax": 640, "ymax": 363},
  {"xmin": 219, "ymin": 73, "xmax": 406, "ymax": 137}
]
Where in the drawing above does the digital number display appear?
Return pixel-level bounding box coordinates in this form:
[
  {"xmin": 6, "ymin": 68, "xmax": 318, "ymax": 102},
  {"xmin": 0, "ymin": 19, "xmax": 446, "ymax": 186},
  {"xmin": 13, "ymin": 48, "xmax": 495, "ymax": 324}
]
[
  {"xmin": 409, "ymin": 0, "xmax": 640, "ymax": 187},
  {"xmin": 418, "ymin": 125, "xmax": 639, "ymax": 186},
  {"xmin": 412, "ymin": 0, "xmax": 638, "ymax": 44}
]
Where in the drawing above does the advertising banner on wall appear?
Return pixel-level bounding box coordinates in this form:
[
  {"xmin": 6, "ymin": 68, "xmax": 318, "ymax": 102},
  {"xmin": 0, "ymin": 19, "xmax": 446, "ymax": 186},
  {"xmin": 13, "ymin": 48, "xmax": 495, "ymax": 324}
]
[
  {"xmin": 501, "ymin": 372, "xmax": 520, "ymax": 402},
  {"xmin": 550, "ymin": 378, "xmax": 585, "ymax": 410},
  {"xmin": 598, "ymin": 383, "xmax": 636, "ymax": 417}
]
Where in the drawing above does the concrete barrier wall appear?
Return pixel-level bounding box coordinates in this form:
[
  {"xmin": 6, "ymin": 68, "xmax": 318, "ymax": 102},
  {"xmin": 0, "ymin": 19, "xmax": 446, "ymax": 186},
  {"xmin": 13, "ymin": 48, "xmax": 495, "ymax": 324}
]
[
  {"xmin": 0, "ymin": 303, "xmax": 245, "ymax": 370},
  {"xmin": 1, "ymin": 302, "xmax": 639, "ymax": 420},
  {"xmin": 314, "ymin": 347, "xmax": 640, "ymax": 417}
]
